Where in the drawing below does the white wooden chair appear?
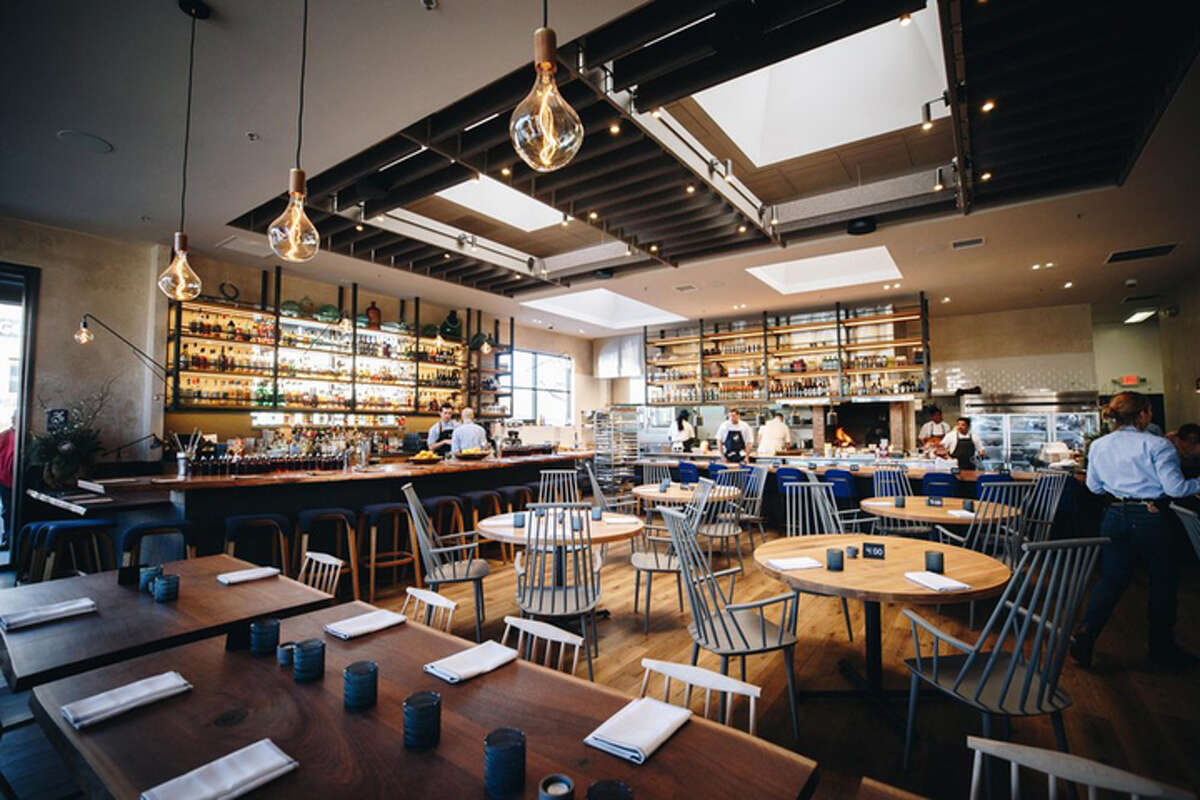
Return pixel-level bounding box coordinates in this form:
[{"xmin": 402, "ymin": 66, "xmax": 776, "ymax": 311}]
[
  {"xmin": 966, "ymin": 736, "xmax": 1195, "ymax": 799},
  {"xmin": 400, "ymin": 586, "xmax": 457, "ymax": 632},
  {"xmin": 638, "ymin": 657, "xmax": 762, "ymax": 736},
  {"xmin": 501, "ymin": 615, "xmax": 585, "ymax": 677},
  {"xmin": 296, "ymin": 551, "xmax": 344, "ymax": 595}
]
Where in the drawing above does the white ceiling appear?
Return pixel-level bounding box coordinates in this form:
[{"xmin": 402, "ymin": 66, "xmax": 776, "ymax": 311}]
[{"xmin": 2, "ymin": 2, "xmax": 1197, "ymax": 341}]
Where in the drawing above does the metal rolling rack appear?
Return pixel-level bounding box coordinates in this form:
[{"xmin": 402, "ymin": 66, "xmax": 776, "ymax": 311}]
[{"xmin": 593, "ymin": 405, "xmax": 639, "ymax": 492}]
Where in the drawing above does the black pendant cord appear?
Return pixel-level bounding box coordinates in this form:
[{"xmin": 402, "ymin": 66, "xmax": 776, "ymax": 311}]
[
  {"xmin": 296, "ymin": 0, "xmax": 308, "ymax": 170},
  {"xmin": 179, "ymin": 14, "xmax": 197, "ymax": 233},
  {"xmin": 542, "ymin": 0, "xmax": 547, "ymax": 28}
]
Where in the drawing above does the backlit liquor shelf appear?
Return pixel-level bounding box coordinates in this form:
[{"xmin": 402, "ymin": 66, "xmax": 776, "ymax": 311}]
[
  {"xmin": 166, "ymin": 296, "xmax": 512, "ymax": 422},
  {"xmin": 643, "ymin": 294, "xmax": 931, "ymax": 406}
]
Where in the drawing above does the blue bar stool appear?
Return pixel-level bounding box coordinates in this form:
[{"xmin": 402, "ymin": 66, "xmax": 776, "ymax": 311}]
[
  {"xmin": 116, "ymin": 520, "xmax": 194, "ymax": 568},
  {"xmin": 37, "ymin": 519, "xmax": 116, "ymax": 581},
  {"xmin": 708, "ymin": 462, "xmax": 729, "ymax": 479},
  {"xmin": 223, "ymin": 514, "xmax": 292, "ymax": 573},
  {"xmin": 922, "ymin": 472, "xmax": 958, "ymax": 498},
  {"xmin": 496, "ymin": 485, "xmax": 533, "ymax": 513},
  {"xmin": 296, "ymin": 508, "xmax": 360, "ymax": 599},
  {"xmin": 976, "ymin": 473, "xmax": 1005, "ymax": 498},
  {"xmin": 678, "ymin": 462, "xmax": 700, "ymax": 484},
  {"xmin": 776, "ymin": 466, "xmax": 804, "ymax": 491},
  {"xmin": 359, "ymin": 502, "xmax": 417, "ymax": 601}
]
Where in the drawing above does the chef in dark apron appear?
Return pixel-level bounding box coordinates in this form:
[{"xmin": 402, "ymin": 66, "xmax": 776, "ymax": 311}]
[
  {"xmin": 426, "ymin": 403, "xmax": 457, "ymax": 454},
  {"xmin": 716, "ymin": 409, "xmax": 754, "ymax": 463},
  {"xmin": 940, "ymin": 416, "xmax": 984, "ymax": 470}
]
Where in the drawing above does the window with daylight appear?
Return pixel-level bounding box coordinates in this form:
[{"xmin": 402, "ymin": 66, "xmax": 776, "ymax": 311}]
[{"xmin": 499, "ymin": 349, "xmax": 573, "ymax": 426}]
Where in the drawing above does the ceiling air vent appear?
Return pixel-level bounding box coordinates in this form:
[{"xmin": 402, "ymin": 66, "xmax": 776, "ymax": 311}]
[
  {"xmin": 951, "ymin": 236, "xmax": 985, "ymax": 250},
  {"xmin": 1122, "ymin": 293, "xmax": 1162, "ymax": 305},
  {"xmin": 674, "ymin": 284, "xmax": 698, "ymax": 293},
  {"xmin": 1106, "ymin": 244, "xmax": 1176, "ymax": 263}
]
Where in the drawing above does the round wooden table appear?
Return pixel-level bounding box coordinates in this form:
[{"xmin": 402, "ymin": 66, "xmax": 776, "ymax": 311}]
[
  {"xmin": 859, "ymin": 496, "xmax": 1021, "ymax": 525},
  {"xmin": 476, "ymin": 511, "xmax": 644, "ymax": 546},
  {"xmin": 754, "ymin": 534, "xmax": 1011, "ymax": 696},
  {"xmin": 631, "ymin": 482, "xmax": 741, "ymax": 505}
]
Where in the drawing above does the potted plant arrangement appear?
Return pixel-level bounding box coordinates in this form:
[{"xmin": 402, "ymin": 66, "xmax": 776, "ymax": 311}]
[{"xmin": 29, "ymin": 378, "xmax": 113, "ymax": 488}]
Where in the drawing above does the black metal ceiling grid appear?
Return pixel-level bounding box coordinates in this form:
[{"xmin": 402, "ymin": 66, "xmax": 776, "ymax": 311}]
[
  {"xmin": 962, "ymin": 0, "xmax": 1200, "ymax": 206},
  {"xmin": 231, "ymin": 0, "xmax": 922, "ymax": 294}
]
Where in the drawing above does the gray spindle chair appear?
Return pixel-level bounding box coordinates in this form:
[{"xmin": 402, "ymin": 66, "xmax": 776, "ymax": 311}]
[
  {"xmin": 873, "ymin": 466, "xmax": 932, "ymax": 537},
  {"xmin": 639, "ymin": 657, "xmax": 762, "ymax": 736},
  {"xmin": 737, "ymin": 464, "xmax": 770, "ymax": 548},
  {"xmin": 1018, "ymin": 470, "xmax": 1069, "ymax": 544},
  {"xmin": 1171, "ymin": 503, "xmax": 1200, "ymax": 560},
  {"xmin": 515, "ymin": 502, "xmax": 601, "ymax": 680},
  {"xmin": 697, "ymin": 467, "xmax": 748, "ymax": 572},
  {"xmin": 901, "ymin": 537, "xmax": 1108, "ymax": 771},
  {"xmin": 631, "ymin": 478, "xmax": 714, "ymax": 633},
  {"xmin": 502, "ymin": 615, "xmax": 586, "ymax": 677},
  {"xmin": 400, "ymin": 586, "xmax": 457, "ymax": 632},
  {"xmin": 538, "ymin": 469, "xmax": 581, "ymax": 503},
  {"xmin": 402, "ymin": 483, "xmax": 490, "ymax": 642},
  {"xmin": 585, "ymin": 461, "xmax": 638, "ymax": 514},
  {"xmin": 965, "ymin": 736, "xmax": 1196, "ymax": 800},
  {"xmin": 783, "ymin": 482, "xmax": 855, "ymax": 642},
  {"xmin": 643, "ymin": 461, "xmax": 673, "ymax": 486},
  {"xmin": 297, "ymin": 551, "xmax": 344, "ymax": 596},
  {"xmin": 663, "ymin": 506, "xmax": 802, "ymax": 739}
]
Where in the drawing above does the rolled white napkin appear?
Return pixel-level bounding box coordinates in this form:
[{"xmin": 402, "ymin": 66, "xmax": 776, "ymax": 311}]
[
  {"xmin": 323, "ymin": 609, "xmax": 406, "ymax": 640},
  {"xmin": 905, "ymin": 570, "xmax": 971, "ymax": 592},
  {"xmin": 423, "ymin": 640, "xmax": 517, "ymax": 684},
  {"xmin": 0, "ymin": 598, "xmax": 96, "ymax": 631},
  {"xmin": 947, "ymin": 509, "xmax": 976, "ymax": 519},
  {"xmin": 61, "ymin": 671, "xmax": 192, "ymax": 730},
  {"xmin": 767, "ymin": 557, "xmax": 822, "ymax": 571},
  {"xmin": 216, "ymin": 567, "xmax": 280, "ymax": 586},
  {"xmin": 862, "ymin": 499, "xmax": 891, "ymax": 506},
  {"xmin": 584, "ymin": 697, "xmax": 691, "ymax": 764},
  {"xmin": 140, "ymin": 738, "xmax": 297, "ymax": 800},
  {"xmin": 604, "ymin": 514, "xmax": 641, "ymax": 524}
]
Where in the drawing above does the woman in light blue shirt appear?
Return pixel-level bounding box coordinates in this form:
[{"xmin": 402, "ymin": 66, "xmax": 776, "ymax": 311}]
[{"xmin": 1072, "ymin": 392, "xmax": 1200, "ymax": 670}]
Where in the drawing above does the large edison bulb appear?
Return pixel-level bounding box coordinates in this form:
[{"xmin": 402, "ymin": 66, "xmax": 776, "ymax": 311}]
[
  {"xmin": 509, "ymin": 28, "xmax": 583, "ymax": 173},
  {"xmin": 74, "ymin": 318, "xmax": 94, "ymax": 345},
  {"xmin": 158, "ymin": 232, "xmax": 202, "ymax": 301},
  {"xmin": 268, "ymin": 168, "xmax": 320, "ymax": 262}
]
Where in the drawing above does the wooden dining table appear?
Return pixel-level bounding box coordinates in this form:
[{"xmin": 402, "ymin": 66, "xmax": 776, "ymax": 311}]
[
  {"xmin": 0, "ymin": 555, "xmax": 332, "ymax": 692},
  {"xmin": 858, "ymin": 496, "xmax": 1022, "ymax": 526},
  {"xmin": 632, "ymin": 481, "xmax": 741, "ymax": 507},
  {"xmin": 755, "ymin": 535, "xmax": 1011, "ymax": 699},
  {"xmin": 476, "ymin": 510, "xmax": 644, "ymax": 547},
  {"xmin": 32, "ymin": 602, "xmax": 819, "ymax": 799}
]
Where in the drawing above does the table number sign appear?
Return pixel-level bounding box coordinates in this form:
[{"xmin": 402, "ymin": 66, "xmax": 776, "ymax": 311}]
[
  {"xmin": 862, "ymin": 542, "xmax": 886, "ymax": 560},
  {"xmin": 925, "ymin": 497, "xmax": 944, "ymax": 507},
  {"xmin": 849, "ymin": 464, "xmax": 861, "ymax": 472}
]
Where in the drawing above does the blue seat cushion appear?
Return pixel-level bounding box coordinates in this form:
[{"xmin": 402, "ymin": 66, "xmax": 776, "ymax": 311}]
[
  {"xmin": 224, "ymin": 513, "xmax": 291, "ymax": 539},
  {"xmin": 360, "ymin": 503, "xmax": 409, "ymax": 525},
  {"xmin": 922, "ymin": 473, "xmax": 958, "ymax": 498},
  {"xmin": 297, "ymin": 507, "xmax": 357, "ymax": 531},
  {"xmin": 458, "ymin": 490, "xmax": 502, "ymax": 516},
  {"xmin": 495, "ymin": 485, "xmax": 533, "ymax": 510},
  {"xmin": 678, "ymin": 463, "xmax": 700, "ymax": 483},
  {"xmin": 115, "ymin": 519, "xmax": 191, "ymax": 563},
  {"xmin": 40, "ymin": 518, "xmax": 116, "ymax": 548}
]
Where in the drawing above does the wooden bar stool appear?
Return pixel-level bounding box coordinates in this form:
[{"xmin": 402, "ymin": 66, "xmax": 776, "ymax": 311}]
[
  {"xmin": 36, "ymin": 519, "xmax": 117, "ymax": 581},
  {"xmin": 223, "ymin": 514, "xmax": 292, "ymax": 574},
  {"xmin": 419, "ymin": 496, "xmax": 466, "ymax": 537},
  {"xmin": 116, "ymin": 520, "xmax": 194, "ymax": 568},
  {"xmin": 358, "ymin": 502, "xmax": 418, "ymax": 600},
  {"xmin": 494, "ymin": 485, "xmax": 533, "ymax": 563},
  {"xmin": 459, "ymin": 489, "xmax": 504, "ymax": 560},
  {"xmin": 295, "ymin": 508, "xmax": 360, "ymax": 600}
]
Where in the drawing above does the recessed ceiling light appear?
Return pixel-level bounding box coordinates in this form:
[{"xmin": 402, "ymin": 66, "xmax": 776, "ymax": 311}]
[
  {"xmin": 685, "ymin": 185, "xmax": 696, "ymax": 194},
  {"xmin": 354, "ymin": 223, "xmax": 364, "ymax": 232},
  {"xmin": 1045, "ymin": 261, "xmax": 1054, "ymax": 268},
  {"xmin": 55, "ymin": 129, "xmax": 114, "ymax": 153},
  {"xmin": 443, "ymin": 253, "xmax": 451, "ymax": 259},
  {"xmin": 588, "ymin": 211, "xmax": 598, "ymax": 220},
  {"xmin": 1123, "ymin": 310, "xmax": 1156, "ymax": 324},
  {"xmin": 898, "ymin": 13, "xmax": 912, "ymax": 25},
  {"xmin": 500, "ymin": 166, "xmax": 511, "ymax": 176},
  {"xmin": 737, "ymin": 224, "xmax": 747, "ymax": 233},
  {"xmin": 769, "ymin": 215, "xmax": 779, "ymax": 225},
  {"xmin": 609, "ymin": 123, "xmax": 621, "ymax": 135},
  {"xmin": 883, "ymin": 284, "xmax": 892, "ymax": 290},
  {"xmin": 979, "ymin": 171, "xmax": 992, "ymax": 181},
  {"xmin": 942, "ymin": 296, "xmax": 951, "ymax": 303},
  {"xmin": 1063, "ymin": 281, "xmax": 1073, "ymax": 289},
  {"xmin": 981, "ymin": 99, "xmax": 996, "ymax": 113},
  {"xmin": 579, "ymin": 328, "xmax": 586, "ymax": 333},
  {"xmin": 560, "ymin": 218, "xmax": 569, "ymax": 227},
  {"xmin": 649, "ymin": 244, "xmax": 658, "ymax": 252},
  {"xmin": 893, "ymin": 283, "xmax": 900, "ymax": 289},
  {"xmin": 1031, "ymin": 264, "xmax": 1040, "ymax": 270}
]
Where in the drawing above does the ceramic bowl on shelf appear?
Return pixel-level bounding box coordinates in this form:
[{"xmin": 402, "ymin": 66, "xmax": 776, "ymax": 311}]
[
  {"xmin": 454, "ymin": 449, "xmax": 490, "ymax": 460},
  {"xmin": 280, "ymin": 300, "xmax": 302, "ymax": 317}
]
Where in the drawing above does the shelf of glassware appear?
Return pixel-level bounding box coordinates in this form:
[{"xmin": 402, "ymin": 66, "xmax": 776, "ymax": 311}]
[{"xmin": 250, "ymin": 410, "xmax": 409, "ymax": 429}]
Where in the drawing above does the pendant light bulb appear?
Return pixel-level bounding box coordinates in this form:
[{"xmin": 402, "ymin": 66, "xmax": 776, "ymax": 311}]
[
  {"xmin": 74, "ymin": 317, "xmax": 94, "ymax": 345},
  {"xmin": 481, "ymin": 338, "xmax": 493, "ymax": 355},
  {"xmin": 435, "ymin": 333, "xmax": 445, "ymax": 348},
  {"xmin": 158, "ymin": 233, "xmax": 202, "ymax": 301},
  {"xmin": 509, "ymin": 26, "xmax": 583, "ymax": 172},
  {"xmin": 268, "ymin": 169, "xmax": 319, "ymax": 262}
]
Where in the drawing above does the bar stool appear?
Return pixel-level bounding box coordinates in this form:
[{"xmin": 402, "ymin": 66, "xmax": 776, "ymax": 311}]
[
  {"xmin": 296, "ymin": 508, "xmax": 360, "ymax": 600},
  {"xmin": 116, "ymin": 520, "xmax": 194, "ymax": 568},
  {"xmin": 223, "ymin": 514, "xmax": 291, "ymax": 573},
  {"xmin": 358, "ymin": 502, "xmax": 418, "ymax": 600},
  {"xmin": 36, "ymin": 519, "xmax": 116, "ymax": 581},
  {"xmin": 494, "ymin": 485, "xmax": 533, "ymax": 563},
  {"xmin": 823, "ymin": 468, "xmax": 857, "ymax": 510},
  {"xmin": 419, "ymin": 496, "xmax": 466, "ymax": 537},
  {"xmin": 12, "ymin": 521, "xmax": 51, "ymax": 584},
  {"xmin": 678, "ymin": 462, "xmax": 700, "ymax": 484},
  {"xmin": 922, "ymin": 472, "xmax": 958, "ymax": 498},
  {"xmin": 975, "ymin": 472, "xmax": 1006, "ymax": 498},
  {"xmin": 459, "ymin": 489, "xmax": 503, "ymax": 527}
]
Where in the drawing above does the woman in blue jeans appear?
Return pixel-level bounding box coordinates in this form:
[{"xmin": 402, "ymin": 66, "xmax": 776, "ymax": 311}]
[{"xmin": 1073, "ymin": 392, "xmax": 1200, "ymax": 670}]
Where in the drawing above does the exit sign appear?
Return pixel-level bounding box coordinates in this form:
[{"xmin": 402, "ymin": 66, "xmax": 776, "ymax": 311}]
[{"xmin": 1118, "ymin": 374, "xmax": 1144, "ymax": 386}]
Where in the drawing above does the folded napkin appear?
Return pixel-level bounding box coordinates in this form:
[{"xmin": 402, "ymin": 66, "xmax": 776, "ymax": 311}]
[
  {"xmin": 0, "ymin": 598, "xmax": 97, "ymax": 632},
  {"xmin": 947, "ymin": 509, "xmax": 976, "ymax": 519},
  {"xmin": 216, "ymin": 567, "xmax": 280, "ymax": 586},
  {"xmin": 862, "ymin": 499, "xmax": 891, "ymax": 506},
  {"xmin": 324, "ymin": 609, "xmax": 406, "ymax": 640},
  {"xmin": 604, "ymin": 514, "xmax": 641, "ymax": 524},
  {"xmin": 423, "ymin": 640, "xmax": 517, "ymax": 684},
  {"xmin": 140, "ymin": 738, "xmax": 298, "ymax": 800},
  {"xmin": 61, "ymin": 671, "xmax": 192, "ymax": 730},
  {"xmin": 767, "ymin": 557, "xmax": 822, "ymax": 571},
  {"xmin": 905, "ymin": 571, "xmax": 971, "ymax": 592},
  {"xmin": 584, "ymin": 697, "xmax": 691, "ymax": 764}
]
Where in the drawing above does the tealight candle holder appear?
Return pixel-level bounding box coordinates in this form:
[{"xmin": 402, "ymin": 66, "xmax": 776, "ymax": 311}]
[
  {"xmin": 139, "ymin": 565, "xmax": 164, "ymax": 593},
  {"xmin": 152, "ymin": 574, "xmax": 179, "ymax": 603},
  {"xmin": 512, "ymin": 512, "xmax": 526, "ymax": 528},
  {"xmin": 826, "ymin": 548, "xmax": 844, "ymax": 571},
  {"xmin": 962, "ymin": 499, "xmax": 975, "ymax": 512},
  {"xmin": 539, "ymin": 774, "xmax": 575, "ymax": 799},
  {"xmin": 404, "ymin": 691, "xmax": 441, "ymax": 750},
  {"xmin": 894, "ymin": 496, "xmax": 906, "ymax": 508},
  {"xmin": 591, "ymin": 506, "xmax": 603, "ymax": 521},
  {"xmin": 343, "ymin": 660, "xmax": 378, "ymax": 711},
  {"xmin": 292, "ymin": 638, "xmax": 325, "ymax": 683},
  {"xmin": 484, "ymin": 728, "xmax": 526, "ymax": 799},
  {"xmin": 925, "ymin": 550, "xmax": 945, "ymax": 574},
  {"xmin": 845, "ymin": 545, "xmax": 859, "ymax": 558},
  {"xmin": 249, "ymin": 617, "xmax": 280, "ymax": 656},
  {"xmin": 276, "ymin": 641, "xmax": 296, "ymax": 666},
  {"xmin": 587, "ymin": 780, "xmax": 633, "ymax": 800}
]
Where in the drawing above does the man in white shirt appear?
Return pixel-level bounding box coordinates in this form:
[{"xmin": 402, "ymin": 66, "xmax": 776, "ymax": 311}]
[
  {"xmin": 450, "ymin": 407, "xmax": 489, "ymax": 455},
  {"xmin": 715, "ymin": 409, "xmax": 754, "ymax": 462},
  {"xmin": 918, "ymin": 407, "xmax": 951, "ymax": 445},
  {"xmin": 940, "ymin": 417, "xmax": 986, "ymax": 469},
  {"xmin": 756, "ymin": 412, "xmax": 792, "ymax": 456}
]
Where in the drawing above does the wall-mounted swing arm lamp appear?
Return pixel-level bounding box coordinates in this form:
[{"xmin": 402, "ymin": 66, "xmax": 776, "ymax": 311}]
[{"xmin": 74, "ymin": 314, "xmax": 171, "ymax": 381}]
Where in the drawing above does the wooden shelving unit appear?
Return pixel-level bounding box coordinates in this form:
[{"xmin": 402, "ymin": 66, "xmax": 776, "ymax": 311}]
[
  {"xmin": 466, "ymin": 311, "xmax": 514, "ymax": 420},
  {"xmin": 643, "ymin": 294, "xmax": 930, "ymax": 406}
]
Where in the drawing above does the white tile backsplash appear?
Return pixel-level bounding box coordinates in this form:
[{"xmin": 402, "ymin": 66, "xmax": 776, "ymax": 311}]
[{"xmin": 932, "ymin": 352, "xmax": 1097, "ymax": 395}]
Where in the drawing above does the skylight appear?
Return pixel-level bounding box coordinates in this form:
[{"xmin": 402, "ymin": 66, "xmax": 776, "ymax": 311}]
[
  {"xmin": 747, "ymin": 246, "xmax": 902, "ymax": 295},
  {"xmin": 521, "ymin": 289, "xmax": 687, "ymax": 330},
  {"xmin": 693, "ymin": 8, "xmax": 947, "ymax": 167},
  {"xmin": 437, "ymin": 175, "xmax": 563, "ymax": 232}
]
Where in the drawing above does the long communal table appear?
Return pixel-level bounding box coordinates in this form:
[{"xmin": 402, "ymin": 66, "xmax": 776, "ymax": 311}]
[{"xmin": 32, "ymin": 602, "xmax": 819, "ymax": 799}]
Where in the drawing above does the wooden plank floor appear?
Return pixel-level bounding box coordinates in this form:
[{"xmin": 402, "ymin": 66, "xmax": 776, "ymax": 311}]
[{"xmin": 4, "ymin": 530, "xmax": 1198, "ymax": 799}]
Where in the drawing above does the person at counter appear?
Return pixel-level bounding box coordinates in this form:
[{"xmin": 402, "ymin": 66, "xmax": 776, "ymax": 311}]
[
  {"xmin": 671, "ymin": 409, "xmax": 697, "ymax": 452},
  {"xmin": 1167, "ymin": 423, "xmax": 1200, "ymax": 478},
  {"xmin": 450, "ymin": 407, "xmax": 489, "ymax": 455},
  {"xmin": 918, "ymin": 407, "xmax": 950, "ymax": 445},
  {"xmin": 427, "ymin": 403, "xmax": 457, "ymax": 454},
  {"xmin": 715, "ymin": 408, "xmax": 754, "ymax": 463},
  {"xmin": 1072, "ymin": 392, "xmax": 1200, "ymax": 670},
  {"xmin": 757, "ymin": 411, "xmax": 792, "ymax": 456},
  {"xmin": 939, "ymin": 417, "xmax": 985, "ymax": 469}
]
